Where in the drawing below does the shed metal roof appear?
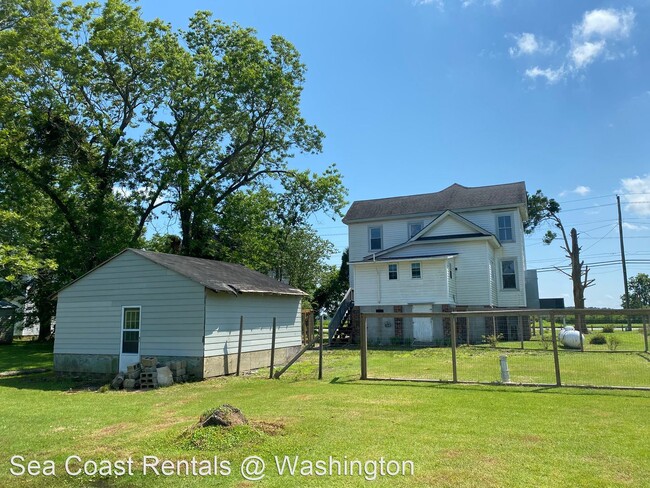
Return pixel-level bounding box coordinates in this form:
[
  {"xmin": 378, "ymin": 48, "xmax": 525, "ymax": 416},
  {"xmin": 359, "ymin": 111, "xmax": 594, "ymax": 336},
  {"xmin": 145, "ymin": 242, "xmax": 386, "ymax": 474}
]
[{"xmin": 343, "ymin": 182, "xmax": 527, "ymax": 223}]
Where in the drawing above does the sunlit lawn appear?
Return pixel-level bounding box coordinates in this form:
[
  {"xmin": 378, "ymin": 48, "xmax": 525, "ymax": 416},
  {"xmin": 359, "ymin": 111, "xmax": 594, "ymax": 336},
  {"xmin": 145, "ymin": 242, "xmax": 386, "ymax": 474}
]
[{"xmin": 0, "ymin": 342, "xmax": 648, "ymax": 487}]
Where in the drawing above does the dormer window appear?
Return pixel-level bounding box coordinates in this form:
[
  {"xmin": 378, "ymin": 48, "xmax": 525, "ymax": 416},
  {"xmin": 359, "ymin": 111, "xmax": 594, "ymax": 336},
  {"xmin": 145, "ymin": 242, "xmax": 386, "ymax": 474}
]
[
  {"xmin": 369, "ymin": 226, "xmax": 383, "ymax": 251},
  {"xmin": 497, "ymin": 214, "xmax": 514, "ymax": 242},
  {"xmin": 408, "ymin": 222, "xmax": 423, "ymax": 239}
]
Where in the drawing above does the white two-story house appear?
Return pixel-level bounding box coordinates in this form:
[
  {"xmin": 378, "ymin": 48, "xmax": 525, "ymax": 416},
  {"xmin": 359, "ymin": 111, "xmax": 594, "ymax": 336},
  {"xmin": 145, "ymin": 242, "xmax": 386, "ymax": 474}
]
[{"xmin": 342, "ymin": 181, "xmax": 529, "ymax": 345}]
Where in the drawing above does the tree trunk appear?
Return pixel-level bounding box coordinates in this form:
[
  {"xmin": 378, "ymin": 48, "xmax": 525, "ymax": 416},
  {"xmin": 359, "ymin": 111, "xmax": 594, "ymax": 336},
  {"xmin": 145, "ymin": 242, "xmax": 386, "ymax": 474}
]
[{"xmin": 570, "ymin": 228, "xmax": 588, "ymax": 334}]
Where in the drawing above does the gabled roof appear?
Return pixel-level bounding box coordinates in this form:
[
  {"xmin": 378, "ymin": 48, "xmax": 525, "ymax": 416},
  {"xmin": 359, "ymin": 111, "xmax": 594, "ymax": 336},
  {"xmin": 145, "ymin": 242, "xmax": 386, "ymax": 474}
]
[
  {"xmin": 56, "ymin": 249, "xmax": 305, "ymax": 297},
  {"xmin": 343, "ymin": 181, "xmax": 527, "ymax": 223},
  {"xmin": 358, "ymin": 211, "xmax": 500, "ymax": 262},
  {"xmin": 410, "ymin": 210, "xmax": 494, "ymax": 241}
]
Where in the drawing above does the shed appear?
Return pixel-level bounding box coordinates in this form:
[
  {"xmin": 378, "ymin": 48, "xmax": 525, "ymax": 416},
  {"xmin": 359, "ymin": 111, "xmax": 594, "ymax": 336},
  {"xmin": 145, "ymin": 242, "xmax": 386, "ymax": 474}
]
[{"xmin": 53, "ymin": 249, "xmax": 305, "ymax": 379}]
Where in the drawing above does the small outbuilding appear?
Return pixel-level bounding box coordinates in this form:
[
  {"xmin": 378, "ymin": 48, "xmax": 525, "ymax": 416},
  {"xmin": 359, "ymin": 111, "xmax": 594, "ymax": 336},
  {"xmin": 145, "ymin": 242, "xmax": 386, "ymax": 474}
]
[{"xmin": 54, "ymin": 249, "xmax": 304, "ymax": 379}]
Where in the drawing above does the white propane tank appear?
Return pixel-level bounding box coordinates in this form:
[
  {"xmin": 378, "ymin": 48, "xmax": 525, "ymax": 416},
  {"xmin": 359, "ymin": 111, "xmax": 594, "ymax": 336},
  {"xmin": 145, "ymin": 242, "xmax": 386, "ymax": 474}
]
[{"xmin": 558, "ymin": 325, "xmax": 583, "ymax": 349}]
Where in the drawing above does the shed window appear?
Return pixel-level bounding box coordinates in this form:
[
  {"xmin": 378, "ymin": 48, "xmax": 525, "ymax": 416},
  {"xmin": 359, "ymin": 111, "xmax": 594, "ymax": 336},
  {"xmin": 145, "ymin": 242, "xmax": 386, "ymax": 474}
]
[
  {"xmin": 501, "ymin": 260, "xmax": 517, "ymax": 289},
  {"xmin": 497, "ymin": 215, "xmax": 514, "ymax": 242},
  {"xmin": 388, "ymin": 264, "xmax": 398, "ymax": 280},
  {"xmin": 369, "ymin": 226, "xmax": 383, "ymax": 251},
  {"xmin": 411, "ymin": 262, "xmax": 421, "ymax": 279}
]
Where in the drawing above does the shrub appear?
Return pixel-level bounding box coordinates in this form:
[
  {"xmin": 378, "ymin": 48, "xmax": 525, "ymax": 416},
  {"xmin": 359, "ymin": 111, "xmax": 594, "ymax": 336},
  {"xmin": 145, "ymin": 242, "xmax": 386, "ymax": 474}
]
[
  {"xmin": 606, "ymin": 336, "xmax": 621, "ymax": 351},
  {"xmin": 602, "ymin": 325, "xmax": 614, "ymax": 333},
  {"xmin": 589, "ymin": 333, "xmax": 606, "ymax": 345},
  {"xmin": 482, "ymin": 334, "xmax": 503, "ymax": 348}
]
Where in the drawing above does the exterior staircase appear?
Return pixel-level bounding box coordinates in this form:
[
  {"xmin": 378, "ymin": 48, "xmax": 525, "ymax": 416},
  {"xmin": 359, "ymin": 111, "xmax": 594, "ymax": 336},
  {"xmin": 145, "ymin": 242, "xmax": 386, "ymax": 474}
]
[{"xmin": 328, "ymin": 289, "xmax": 358, "ymax": 346}]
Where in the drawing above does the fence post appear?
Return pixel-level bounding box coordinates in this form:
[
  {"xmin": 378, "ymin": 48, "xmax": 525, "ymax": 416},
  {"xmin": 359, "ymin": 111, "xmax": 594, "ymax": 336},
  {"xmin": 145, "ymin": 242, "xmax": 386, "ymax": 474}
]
[
  {"xmin": 450, "ymin": 315, "xmax": 458, "ymax": 383},
  {"xmin": 518, "ymin": 315, "xmax": 524, "ymax": 350},
  {"xmin": 236, "ymin": 315, "xmax": 244, "ymax": 376},
  {"xmin": 360, "ymin": 314, "xmax": 368, "ymax": 380},
  {"xmin": 550, "ymin": 313, "xmax": 561, "ymax": 387},
  {"xmin": 269, "ymin": 317, "xmax": 277, "ymax": 379},
  {"xmin": 643, "ymin": 315, "xmax": 648, "ymax": 354},
  {"xmin": 492, "ymin": 316, "xmax": 496, "ymax": 340},
  {"xmin": 318, "ymin": 315, "xmax": 323, "ymax": 380},
  {"xmin": 309, "ymin": 313, "xmax": 315, "ymax": 344}
]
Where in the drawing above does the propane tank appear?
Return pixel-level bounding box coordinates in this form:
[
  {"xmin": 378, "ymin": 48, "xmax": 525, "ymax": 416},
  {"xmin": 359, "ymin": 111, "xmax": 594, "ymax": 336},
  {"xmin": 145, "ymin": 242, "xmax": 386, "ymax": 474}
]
[{"xmin": 558, "ymin": 325, "xmax": 583, "ymax": 349}]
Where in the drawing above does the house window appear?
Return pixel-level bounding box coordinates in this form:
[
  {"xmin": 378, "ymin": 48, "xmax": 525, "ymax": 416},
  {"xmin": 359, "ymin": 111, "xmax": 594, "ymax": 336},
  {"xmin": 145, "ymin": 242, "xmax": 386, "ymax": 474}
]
[
  {"xmin": 388, "ymin": 264, "xmax": 398, "ymax": 280},
  {"xmin": 369, "ymin": 226, "xmax": 382, "ymax": 251},
  {"xmin": 501, "ymin": 260, "xmax": 517, "ymax": 289},
  {"xmin": 497, "ymin": 215, "xmax": 514, "ymax": 242},
  {"xmin": 121, "ymin": 307, "xmax": 140, "ymax": 354},
  {"xmin": 411, "ymin": 262, "xmax": 421, "ymax": 279},
  {"xmin": 447, "ymin": 262, "xmax": 453, "ymax": 279},
  {"xmin": 408, "ymin": 222, "xmax": 423, "ymax": 238}
]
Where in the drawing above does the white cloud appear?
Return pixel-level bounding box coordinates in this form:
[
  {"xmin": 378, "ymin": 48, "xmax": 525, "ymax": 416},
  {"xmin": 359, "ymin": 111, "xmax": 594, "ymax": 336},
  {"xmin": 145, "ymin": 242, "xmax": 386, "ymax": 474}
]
[
  {"xmin": 525, "ymin": 66, "xmax": 565, "ymax": 84},
  {"xmin": 414, "ymin": 0, "xmax": 444, "ymax": 9},
  {"xmin": 559, "ymin": 185, "xmax": 592, "ymax": 197},
  {"xmin": 619, "ymin": 175, "xmax": 650, "ymax": 216},
  {"xmin": 622, "ymin": 222, "xmax": 649, "ymax": 231},
  {"xmin": 518, "ymin": 7, "xmax": 635, "ymax": 84},
  {"xmin": 509, "ymin": 33, "xmax": 556, "ymax": 58},
  {"xmin": 570, "ymin": 40, "xmax": 606, "ymax": 68},
  {"xmin": 573, "ymin": 8, "xmax": 635, "ymax": 41}
]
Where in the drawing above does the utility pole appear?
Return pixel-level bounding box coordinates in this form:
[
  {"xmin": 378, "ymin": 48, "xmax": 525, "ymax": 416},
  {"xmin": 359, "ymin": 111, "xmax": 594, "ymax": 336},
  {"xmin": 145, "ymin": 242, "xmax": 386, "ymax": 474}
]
[{"xmin": 617, "ymin": 195, "xmax": 632, "ymax": 331}]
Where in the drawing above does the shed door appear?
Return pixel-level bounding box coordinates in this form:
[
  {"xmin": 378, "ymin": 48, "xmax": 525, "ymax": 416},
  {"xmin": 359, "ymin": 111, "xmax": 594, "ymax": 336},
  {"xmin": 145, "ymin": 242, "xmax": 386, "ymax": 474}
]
[{"xmin": 119, "ymin": 307, "xmax": 140, "ymax": 372}]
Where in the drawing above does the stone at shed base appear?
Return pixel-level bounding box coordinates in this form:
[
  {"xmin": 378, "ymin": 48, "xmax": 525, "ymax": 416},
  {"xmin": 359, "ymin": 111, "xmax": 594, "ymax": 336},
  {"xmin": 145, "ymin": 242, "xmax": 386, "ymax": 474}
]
[
  {"xmin": 156, "ymin": 367, "xmax": 174, "ymax": 387},
  {"xmin": 110, "ymin": 373, "xmax": 125, "ymax": 390},
  {"xmin": 123, "ymin": 378, "xmax": 136, "ymax": 390}
]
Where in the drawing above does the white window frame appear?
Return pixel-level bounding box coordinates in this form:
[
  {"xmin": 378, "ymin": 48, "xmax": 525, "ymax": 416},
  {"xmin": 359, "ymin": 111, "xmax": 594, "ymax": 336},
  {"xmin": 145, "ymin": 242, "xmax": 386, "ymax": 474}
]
[
  {"xmin": 120, "ymin": 306, "xmax": 141, "ymax": 354},
  {"xmin": 388, "ymin": 263, "xmax": 398, "ymax": 280},
  {"xmin": 368, "ymin": 226, "xmax": 383, "ymax": 251},
  {"xmin": 411, "ymin": 262, "xmax": 421, "ymax": 279},
  {"xmin": 496, "ymin": 213, "xmax": 515, "ymax": 243},
  {"xmin": 408, "ymin": 221, "xmax": 424, "ymax": 239},
  {"xmin": 500, "ymin": 258, "xmax": 518, "ymax": 290}
]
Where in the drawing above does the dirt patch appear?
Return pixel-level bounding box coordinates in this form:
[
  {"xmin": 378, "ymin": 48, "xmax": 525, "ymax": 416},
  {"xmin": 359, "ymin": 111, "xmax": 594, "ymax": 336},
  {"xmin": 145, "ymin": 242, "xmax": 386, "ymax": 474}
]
[
  {"xmin": 93, "ymin": 422, "xmax": 131, "ymax": 438},
  {"xmin": 520, "ymin": 434, "xmax": 543, "ymax": 444},
  {"xmin": 440, "ymin": 449, "xmax": 463, "ymax": 459},
  {"xmin": 251, "ymin": 420, "xmax": 286, "ymax": 436}
]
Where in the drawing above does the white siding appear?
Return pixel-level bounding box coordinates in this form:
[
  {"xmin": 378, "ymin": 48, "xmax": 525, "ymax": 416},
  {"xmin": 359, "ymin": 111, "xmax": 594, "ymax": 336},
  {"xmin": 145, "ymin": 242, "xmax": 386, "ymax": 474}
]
[
  {"xmin": 422, "ymin": 216, "xmax": 473, "ymax": 238},
  {"xmin": 352, "ymin": 259, "xmax": 450, "ymax": 307},
  {"xmin": 353, "ymin": 240, "xmax": 492, "ymax": 307},
  {"xmin": 54, "ymin": 251, "xmax": 205, "ymax": 356},
  {"xmin": 204, "ymin": 292, "xmax": 301, "ymax": 356},
  {"xmin": 347, "ymin": 206, "xmax": 527, "ymax": 308}
]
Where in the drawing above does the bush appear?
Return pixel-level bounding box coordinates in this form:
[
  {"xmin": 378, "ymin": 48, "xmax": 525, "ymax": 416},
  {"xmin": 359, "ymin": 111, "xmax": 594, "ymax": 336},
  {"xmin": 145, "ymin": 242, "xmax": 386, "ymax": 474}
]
[
  {"xmin": 482, "ymin": 334, "xmax": 503, "ymax": 348},
  {"xmin": 589, "ymin": 333, "xmax": 606, "ymax": 345},
  {"xmin": 606, "ymin": 336, "xmax": 621, "ymax": 351},
  {"xmin": 602, "ymin": 325, "xmax": 614, "ymax": 333}
]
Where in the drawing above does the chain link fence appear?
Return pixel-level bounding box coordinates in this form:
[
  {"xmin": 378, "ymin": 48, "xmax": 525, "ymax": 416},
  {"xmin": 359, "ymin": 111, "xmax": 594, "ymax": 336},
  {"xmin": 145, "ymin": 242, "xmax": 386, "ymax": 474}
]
[{"xmin": 360, "ymin": 309, "xmax": 650, "ymax": 389}]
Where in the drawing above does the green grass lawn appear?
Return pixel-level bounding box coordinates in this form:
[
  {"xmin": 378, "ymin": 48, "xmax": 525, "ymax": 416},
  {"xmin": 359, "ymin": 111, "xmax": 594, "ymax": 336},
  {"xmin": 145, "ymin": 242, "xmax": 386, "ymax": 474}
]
[{"xmin": 0, "ymin": 342, "xmax": 649, "ymax": 487}]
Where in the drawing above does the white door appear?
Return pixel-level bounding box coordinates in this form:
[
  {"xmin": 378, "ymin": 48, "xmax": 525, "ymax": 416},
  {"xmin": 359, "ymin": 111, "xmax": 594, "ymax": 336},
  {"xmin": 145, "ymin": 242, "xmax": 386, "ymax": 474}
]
[
  {"xmin": 119, "ymin": 306, "xmax": 141, "ymax": 372},
  {"xmin": 412, "ymin": 304, "xmax": 433, "ymax": 343}
]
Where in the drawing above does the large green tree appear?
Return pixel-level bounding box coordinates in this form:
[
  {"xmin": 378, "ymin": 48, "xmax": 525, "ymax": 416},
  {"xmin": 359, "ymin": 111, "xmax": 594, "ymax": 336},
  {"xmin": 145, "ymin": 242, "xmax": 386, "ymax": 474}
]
[
  {"xmin": 622, "ymin": 273, "xmax": 650, "ymax": 309},
  {"xmin": 1, "ymin": 0, "xmax": 346, "ymax": 337},
  {"xmin": 145, "ymin": 12, "xmax": 342, "ymax": 256}
]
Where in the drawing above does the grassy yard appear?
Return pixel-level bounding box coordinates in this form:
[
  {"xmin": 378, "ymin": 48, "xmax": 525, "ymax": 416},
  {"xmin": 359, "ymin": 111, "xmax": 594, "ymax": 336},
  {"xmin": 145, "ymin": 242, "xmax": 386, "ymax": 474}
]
[{"xmin": 0, "ymin": 342, "xmax": 649, "ymax": 487}]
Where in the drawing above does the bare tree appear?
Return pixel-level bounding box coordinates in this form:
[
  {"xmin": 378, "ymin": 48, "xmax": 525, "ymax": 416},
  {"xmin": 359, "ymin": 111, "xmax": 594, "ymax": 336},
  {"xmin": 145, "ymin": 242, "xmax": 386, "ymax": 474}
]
[{"xmin": 525, "ymin": 190, "xmax": 594, "ymax": 333}]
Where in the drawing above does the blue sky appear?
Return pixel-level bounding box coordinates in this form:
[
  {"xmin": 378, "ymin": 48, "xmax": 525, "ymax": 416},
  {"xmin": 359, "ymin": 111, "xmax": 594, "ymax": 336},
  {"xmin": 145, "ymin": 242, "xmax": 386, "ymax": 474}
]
[{"xmin": 136, "ymin": 0, "xmax": 650, "ymax": 308}]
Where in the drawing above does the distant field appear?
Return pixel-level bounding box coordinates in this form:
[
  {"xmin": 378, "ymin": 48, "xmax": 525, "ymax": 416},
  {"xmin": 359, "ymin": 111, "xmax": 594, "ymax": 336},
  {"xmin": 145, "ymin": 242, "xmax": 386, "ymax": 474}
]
[{"xmin": 0, "ymin": 342, "xmax": 648, "ymax": 487}]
